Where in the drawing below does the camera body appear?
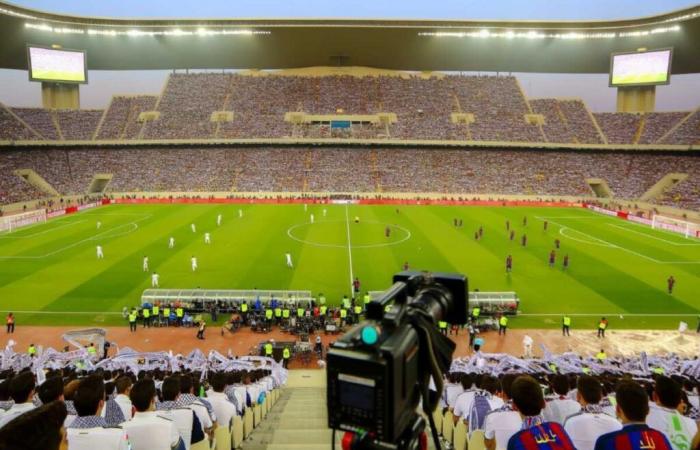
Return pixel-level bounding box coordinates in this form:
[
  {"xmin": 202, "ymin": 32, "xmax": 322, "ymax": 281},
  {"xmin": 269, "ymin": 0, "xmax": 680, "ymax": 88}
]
[{"xmin": 327, "ymin": 271, "xmax": 468, "ymax": 445}]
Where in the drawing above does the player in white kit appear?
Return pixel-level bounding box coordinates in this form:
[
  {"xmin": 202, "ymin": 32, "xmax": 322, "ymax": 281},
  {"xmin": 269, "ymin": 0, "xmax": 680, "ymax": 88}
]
[
  {"xmin": 96, "ymin": 221, "xmax": 102, "ymax": 229},
  {"xmin": 285, "ymin": 253, "xmax": 293, "ymax": 268},
  {"xmin": 217, "ymin": 214, "xmax": 222, "ymax": 226},
  {"xmin": 191, "ymin": 256, "xmax": 198, "ymax": 271},
  {"xmin": 238, "ymin": 209, "xmax": 243, "ymax": 218},
  {"xmin": 304, "ymin": 204, "xmax": 308, "ymax": 212},
  {"xmin": 204, "ymin": 233, "xmax": 211, "ymax": 244},
  {"xmin": 151, "ymin": 272, "xmax": 160, "ymax": 287},
  {"xmin": 323, "ymin": 209, "xmax": 327, "ymax": 217},
  {"xmin": 96, "ymin": 245, "xmax": 104, "ymax": 259},
  {"xmin": 143, "ymin": 256, "xmax": 149, "ymax": 271},
  {"xmin": 191, "ymin": 223, "xmax": 196, "ymax": 233},
  {"xmin": 168, "ymin": 237, "xmax": 175, "ymax": 248},
  {"xmin": 310, "ymin": 214, "xmax": 314, "ymax": 224}
]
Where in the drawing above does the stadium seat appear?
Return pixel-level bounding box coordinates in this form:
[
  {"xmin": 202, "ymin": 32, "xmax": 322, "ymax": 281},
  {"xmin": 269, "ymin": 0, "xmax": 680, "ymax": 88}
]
[
  {"xmin": 214, "ymin": 424, "xmax": 231, "ymax": 450},
  {"xmin": 191, "ymin": 439, "xmax": 210, "ymax": 450},
  {"xmin": 453, "ymin": 421, "xmax": 467, "ymax": 450},
  {"xmin": 261, "ymin": 398, "xmax": 268, "ymax": 419},
  {"xmin": 253, "ymin": 404, "xmax": 262, "ymax": 426},
  {"xmin": 441, "ymin": 411, "xmax": 454, "ymax": 443},
  {"xmin": 468, "ymin": 430, "xmax": 487, "ymax": 450},
  {"xmin": 243, "ymin": 408, "xmax": 254, "ymax": 438},
  {"xmin": 231, "ymin": 415, "xmax": 244, "ymax": 449},
  {"xmin": 431, "ymin": 408, "xmax": 443, "ymax": 434}
]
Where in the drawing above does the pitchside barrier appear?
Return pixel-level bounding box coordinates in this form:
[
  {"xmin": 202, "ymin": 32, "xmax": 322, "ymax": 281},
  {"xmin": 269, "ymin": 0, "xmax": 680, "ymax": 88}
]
[
  {"xmin": 586, "ymin": 204, "xmax": 700, "ymax": 239},
  {"xmin": 140, "ymin": 289, "xmax": 314, "ymax": 310},
  {"xmin": 0, "ymin": 208, "xmax": 46, "ymax": 232},
  {"xmin": 369, "ymin": 290, "xmax": 520, "ymax": 318}
]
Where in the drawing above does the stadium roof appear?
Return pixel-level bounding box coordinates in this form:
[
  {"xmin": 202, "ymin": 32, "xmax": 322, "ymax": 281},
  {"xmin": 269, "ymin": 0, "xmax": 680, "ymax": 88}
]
[{"xmin": 1, "ymin": 1, "xmax": 700, "ymax": 73}]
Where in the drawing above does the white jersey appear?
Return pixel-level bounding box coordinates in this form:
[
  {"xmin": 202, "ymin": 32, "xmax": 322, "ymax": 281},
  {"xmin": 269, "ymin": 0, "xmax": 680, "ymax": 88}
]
[
  {"xmin": 120, "ymin": 411, "xmax": 181, "ymax": 450},
  {"xmin": 168, "ymin": 237, "xmax": 175, "ymax": 248},
  {"xmin": 143, "ymin": 257, "xmax": 149, "ymax": 271},
  {"xmin": 191, "ymin": 257, "xmax": 198, "ymax": 271},
  {"xmin": 66, "ymin": 426, "xmax": 129, "ymax": 450},
  {"xmin": 151, "ymin": 273, "xmax": 160, "ymax": 287},
  {"xmin": 304, "ymin": 204, "xmax": 308, "ymax": 211},
  {"xmin": 285, "ymin": 253, "xmax": 293, "ymax": 267},
  {"xmin": 204, "ymin": 233, "xmax": 211, "ymax": 244},
  {"xmin": 238, "ymin": 209, "xmax": 243, "ymax": 218},
  {"xmin": 310, "ymin": 214, "xmax": 314, "ymax": 223},
  {"xmin": 96, "ymin": 221, "xmax": 102, "ymax": 229},
  {"xmin": 217, "ymin": 214, "xmax": 222, "ymax": 226},
  {"xmin": 647, "ymin": 403, "xmax": 698, "ymax": 450},
  {"xmin": 564, "ymin": 411, "xmax": 621, "ymax": 450},
  {"xmin": 191, "ymin": 224, "xmax": 196, "ymax": 233},
  {"xmin": 483, "ymin": 407, "xmax": 521, "ymax": 450},
  {"xmin": 323, "ymin": 209, "xmax": 327, "ymax": 217},
  {"xmin": 543, "ymin": 397, "xmax": 581, "ymax": 424},
  {"xmin": 96, "ymin": 246, "xmax": 104, "ymax": 258}
]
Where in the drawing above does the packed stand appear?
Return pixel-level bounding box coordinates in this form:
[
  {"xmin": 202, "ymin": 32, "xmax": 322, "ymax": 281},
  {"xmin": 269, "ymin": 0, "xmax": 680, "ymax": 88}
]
[
  {"xmin": 593, "ymin": 113, "xmax": 641, "ymax": 145},
  {"xmin": 96, "ymin": 96, "xmax": 158, "ymax": 140},
  {"xmin": 638, "ymin": 112, "xmax": 690, "ymax": 144},
  {"xmin": 557, "ymin": 100, "xmax": 605, "ymax": 144},
  {"xmin": 56, "ymin": 110, "xmax": 103, "ymax": 141},
  {"xmin": 0, "ymin": 105, "xmax": 36, "ymax": 141},
  {"xmin": 0, "ymin": 152, "xmax": 47, "ymax": 205},
  {"xmin": 11, "ymin": 108, "xmax": 59, "ymax": 140},
  {"xmin": 655, "ymin": 169, "xmax": 700, "ymax": 211},
  {"xmin": 661, "ymin": 109, "xmax": 700, "ymax": 145},
  {"xmin": 0, "ymin": 341, "xmax": 286, "ymax": 450}
]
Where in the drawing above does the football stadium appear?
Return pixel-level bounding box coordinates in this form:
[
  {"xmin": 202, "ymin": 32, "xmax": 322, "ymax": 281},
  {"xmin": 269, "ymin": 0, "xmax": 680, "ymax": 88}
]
[{"xmin": 0, "ymin": 0, "xmax": 699, "ymax": 449}]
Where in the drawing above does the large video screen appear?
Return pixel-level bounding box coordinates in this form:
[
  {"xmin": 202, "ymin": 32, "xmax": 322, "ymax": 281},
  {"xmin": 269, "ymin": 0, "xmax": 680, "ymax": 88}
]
[
  {"xmin": 609, "ymin": 48, "xmax": 672, "ymax": 87},
  {"xmin": 27, "ymin": 46, "xmax": 87, "ymax": 84}
]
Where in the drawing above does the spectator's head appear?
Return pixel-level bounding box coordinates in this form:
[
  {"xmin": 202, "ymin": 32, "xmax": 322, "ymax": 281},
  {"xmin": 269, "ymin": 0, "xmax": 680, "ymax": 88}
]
[
  {"xmin": 653, "ymin": 376, "xmax": 682, "ymax": 409},
  {"xmin": 211, "ymin": 372, "xmax": 227, "ymax": 393},
  {"xmin": 500, "ymin": 373, "xmax": 518, "ymax": 400},
  {"xmin": 161, "ymin": 376, "xmax": 181, "ymax": 402},
  {"xmin": 114, "ymin": 376, "xmax": 132, "ymax": 396},
  {"xmin": 74, "ymin": 375, "xmax": 105, "ymax": 417},
  {"xmin": 9, "ymin": 372, "xmax": 35, "ymax": 404},
  {"xmin": 576, "ymin": 375, "xmax": 603, "ymax": 406},
  {"xmin": 551, "ymin": 374, "xmax": 569, "ymax": 396},
  {"xmin": 460, "ymin": 373, "xmax": 474, "ymax": 390},
  {"xmin": 481, "ymin": 376, "xmax": 500, "ymax": 395},
  {"xmin": 63, "ymin": 379, "xmax": 80, "ymax": 402},
  {"xmin": 511, "ymin": 375, "xmax": 545, "ymax": 417},
  {"xmin": 130, "ymin": 379, "xmax": 156, "ymax": 413},
  {"xmin": 0, "ymin": 401, "xmax": 67, "ymax": 450},
  {"xmin": 615, "ymin": 381, "xmax": 649, "ymax": 423},
  {"xmin": 179, "ymin": 374, "xmax": 193, "ymax": 394},
  {"xmin": 0, "ymin": 379, "xmax": 10, "ymax": 401},
  {"xmin": 37, "ymin": 377, "xmax": 64, "ymax": 404}
]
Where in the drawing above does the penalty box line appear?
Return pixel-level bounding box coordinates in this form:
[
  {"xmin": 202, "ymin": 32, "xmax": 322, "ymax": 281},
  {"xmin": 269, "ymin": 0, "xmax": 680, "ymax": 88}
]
[{"xmin": 542, "ymin": 217, "xmax": 700, "ymax": 265}]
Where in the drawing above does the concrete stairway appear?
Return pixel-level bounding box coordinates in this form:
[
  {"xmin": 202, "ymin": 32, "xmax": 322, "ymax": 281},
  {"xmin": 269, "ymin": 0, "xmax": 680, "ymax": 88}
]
[{"xmin": 242, "ymin": 371, "xmax": 336, "ymax": 450}]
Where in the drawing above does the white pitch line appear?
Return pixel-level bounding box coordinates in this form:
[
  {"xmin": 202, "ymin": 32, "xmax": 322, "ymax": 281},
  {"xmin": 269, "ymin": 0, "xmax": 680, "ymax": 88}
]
[
  {"xmin": 0, "ymin": 310, "xmax": 122, "ymax": 315},
  {"xmin": 0, "ymin": 220, "xmax": 86, "ymax": 239},
  {"xmin": 518, "ymin": 313, "xmax": 699, "ymax": 317},
  {"xmin": 609, "ymin": 223, "xmax": 700, "ymax": 247},
  {"xmin": 344, "ymin": 204, "xmax": 355, "ymax": 296}
]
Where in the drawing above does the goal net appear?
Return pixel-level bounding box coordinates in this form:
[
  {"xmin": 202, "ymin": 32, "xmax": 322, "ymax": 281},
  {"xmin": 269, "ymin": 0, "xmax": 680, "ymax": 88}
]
[
  {"xmin": 651, "ymin": 214, "xmax": 700, "ymax": 239},
  {"xmin": 0, "ymin": 209, "xmax": 47, "ymax": 233}
]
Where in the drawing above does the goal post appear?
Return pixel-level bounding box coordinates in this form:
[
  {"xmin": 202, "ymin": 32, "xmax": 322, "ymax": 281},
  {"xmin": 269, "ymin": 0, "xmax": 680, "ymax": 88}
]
[
  {"xmin": 0, "ymin": 209, "xmax": 47, "ymax": 233},
  {"xmin": 651, "ymin": 214, "xmax": 700, "ymax": 239}
]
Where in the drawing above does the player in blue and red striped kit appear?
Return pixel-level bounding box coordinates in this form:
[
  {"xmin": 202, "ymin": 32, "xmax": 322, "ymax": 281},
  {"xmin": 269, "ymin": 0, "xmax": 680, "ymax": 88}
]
[{"xmin": 594, "ymin": 382, "xmax": 672, "ymax": 450}]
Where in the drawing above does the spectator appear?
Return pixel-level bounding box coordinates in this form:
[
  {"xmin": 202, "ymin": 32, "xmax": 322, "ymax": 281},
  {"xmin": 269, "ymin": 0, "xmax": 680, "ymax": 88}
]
[{"xmin": 0, "ymin": 401, "xmax": 67, "ymax": 450}]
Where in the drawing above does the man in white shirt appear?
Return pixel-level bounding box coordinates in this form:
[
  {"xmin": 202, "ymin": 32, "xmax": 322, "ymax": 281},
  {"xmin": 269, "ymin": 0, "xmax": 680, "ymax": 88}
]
[
  {"xmin": 646, "ymin": 376, "xmax": 698, "ymax": 450},
  {"xmin": 441, "ymin": 373, "xmax": 464, "ymax": 410},
  {"xmin": 121, "ymin": 379, "xmax": 184, "ymax": 450},
  {"xmin": 452, "ymin": 373, "xmax": 476, "ymax": 424},
  {"xmin": 0, "ymin": 372, "xmax": 36, "ymax": 429},
  {"xmin": 206, "ymin": 373, "xmax": 237, "ymax": 427},
  {"xmin": 543, "ymin": 374, "xmax": 581, "ymax": 424},
  {"xmin": 66, "ymin": 375, "xmax": 130, "ymax": 450},
  {"xmin": 157, "ymin": 376, "xmax": 207, "ymax": 449},
  {"xmin": 176, "ymin": 374, "xmax": 216, "ymax": 437},
  {"xmin": 564, "ymin": 375, "xmax": 621, "ymax": 450},
  {"xmin": 484, "ymin": 374, "xmax": 522, "ymax": 450},
  {"xmin": 113, "ymin": 376, "xmax": 133, "ymax": 421}
]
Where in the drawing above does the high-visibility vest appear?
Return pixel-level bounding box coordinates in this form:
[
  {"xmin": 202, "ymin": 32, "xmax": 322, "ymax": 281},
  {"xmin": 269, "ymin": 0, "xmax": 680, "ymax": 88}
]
[
  {"xmin": 438, "ymin": 321, "xmax": 448, "ymax": 329},
  {"xmin": 582, "ymin": 367, "xmax": 591, "ymax": 374},
  {"xmin": 163, "ymin": 308, "xmax": 171, "ymax": 317},
  {"xmin": 353, "ymin": 306, "xmax": 362, "ymax": 315},
  {"xmin": 87, "ymin": 346, "xmax": 97, "ymax": 356},
  {"xmin": 472, "ymin": 307, "xmax": 481, "ymax": 318},
  {"xmin": 549, "ymin": 363, "xmax": 558, "ymax": 373},
  {"xmin": 128, "ymin": 313, "xmax": 137, "ymax": 323},
  {"xmin": 274, "ymin": 308, "xmax": 282, "ymax": 318},
  {"xmin": 385, "ymin": 304, "xmax": 392, "ymax": 312},
  {"xmin": 342, "ymin": 298, "xmax": 351, "ymax": 309},
  {"xmin": 320, "ymin": 306, "xmax": 327, "ymax": 315},
  {"xmin": 499, "ymin": 316, "xmax": 508, "ymax": 326},
  {"xmin": 176, "ymin": 308, "xmax": 184, "ymax": 318},
  {"xmin": 318, "ymin": 296, "xmax": 326, "ymax": 305},
  {"xmin": 265, "ymin": 309, "xmax": 273, "ymax": 320},
  {"xmin": 283, "ymin": 348, "xmax": 291, "ymax": 359},
  {"xmin": 363, "ymin": 294, "xmax": 371, "ymax": 305},
  {"xmin": 28, "ymin": 345, "xmax": 36, "ymax": 356},
  {"xmin": 264, "ymin": 343, "xmax": 273, "ymax": 356},
  {"xmin": 653, "ymin": 367, "xmax": 665, "ymax": 375},
  {"xmin": 599, "ymin": 321, "xmax": 607, "ymax": 330},
  {"xmin": 563, "ymin": 316, "xmax": 571, "ymax": 326},
  {"xmin": 596, "ymin": 351, "xmax": 607, "ymax": 360},
  {"xmin": 297, "ymin": 308, "xmax": 304, "ymax": 318},
  {"xmin": 143, "ymin": 309, "xmax": 150, "ymax": 318},
  {"xmin": 340, "ymin": 309, "xmax": 347, "ymax": 318},
  {"xmin": 152, "ymin": 306, "xmax": 159, "ymax": 316},
  {"xmin": 282, "ymin": 309, "xmax": 290, "ymax": 318},
  {"xmin": 240, "ymin": 303, "xmax": 248, "ymax": 313}
]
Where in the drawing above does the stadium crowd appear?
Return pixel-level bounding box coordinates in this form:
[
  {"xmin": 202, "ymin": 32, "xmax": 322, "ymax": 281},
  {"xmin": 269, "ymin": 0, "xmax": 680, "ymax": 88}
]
[
  {"xmin": 1, "ymin": 75, "xmax": 698, "ymax": 144},
  {"xmin": 2, "ymin": 147, "xmax": 700, "ymax": 210}
]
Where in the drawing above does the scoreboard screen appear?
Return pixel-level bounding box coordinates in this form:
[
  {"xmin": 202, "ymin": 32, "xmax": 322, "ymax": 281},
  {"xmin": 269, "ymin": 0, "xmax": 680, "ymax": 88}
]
[
  {"xmin": 609, "ymin": 48, "xmax": 672, "ymax": 87},
  {"xmin": 27, "ymin": 46, "xmax": 87, "ymax": 84}
]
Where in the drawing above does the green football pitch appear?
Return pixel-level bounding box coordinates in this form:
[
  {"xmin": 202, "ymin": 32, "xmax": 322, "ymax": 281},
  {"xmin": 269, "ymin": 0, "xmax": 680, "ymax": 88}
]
[{"xmin": 0, "ymin": 203, "xmax": 698, "ymax": 329}]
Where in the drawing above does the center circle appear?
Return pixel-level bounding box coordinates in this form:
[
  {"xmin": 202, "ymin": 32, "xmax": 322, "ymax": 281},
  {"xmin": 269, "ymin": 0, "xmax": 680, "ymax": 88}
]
[{"xmin": 287, "ymin": 220, "xmax": 411, "ymax": 249}]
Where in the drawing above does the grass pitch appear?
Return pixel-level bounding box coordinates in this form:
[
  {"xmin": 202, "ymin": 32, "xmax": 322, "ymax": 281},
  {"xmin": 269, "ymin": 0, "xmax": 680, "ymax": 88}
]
[{"xmin": 0, "ymin": 203, "xmax": 698, "ymax": 329}]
